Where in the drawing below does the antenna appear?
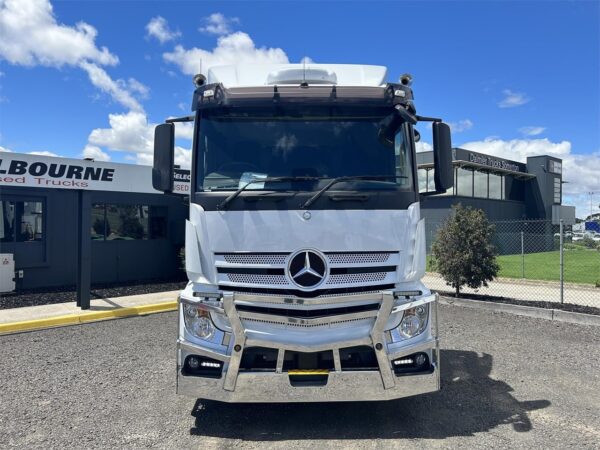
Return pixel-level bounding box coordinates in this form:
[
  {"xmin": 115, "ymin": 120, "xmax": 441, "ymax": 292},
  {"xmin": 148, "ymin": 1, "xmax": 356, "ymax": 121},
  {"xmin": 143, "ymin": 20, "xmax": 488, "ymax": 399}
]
[{"xmin": 300, "ymin": 57, "xmax": 308, "ymax": 88}]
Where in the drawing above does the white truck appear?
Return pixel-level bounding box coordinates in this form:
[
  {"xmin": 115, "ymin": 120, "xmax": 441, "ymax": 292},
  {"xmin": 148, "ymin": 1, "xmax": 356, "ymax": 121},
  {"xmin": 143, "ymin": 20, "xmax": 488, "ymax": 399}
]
[{"xmin": 152, "ymin": 63, "xmax": 454, "ymax": 402}]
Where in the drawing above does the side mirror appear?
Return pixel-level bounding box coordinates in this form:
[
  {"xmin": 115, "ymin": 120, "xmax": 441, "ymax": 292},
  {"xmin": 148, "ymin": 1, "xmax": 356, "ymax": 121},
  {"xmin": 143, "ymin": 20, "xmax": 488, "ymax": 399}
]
[
  {"xmin": 152, "ymin": 123, "xmax": 175, "ymax": 192},
  {"xmin": 432, "ymin": 122, "xmax": 453, "ymax": 191}
]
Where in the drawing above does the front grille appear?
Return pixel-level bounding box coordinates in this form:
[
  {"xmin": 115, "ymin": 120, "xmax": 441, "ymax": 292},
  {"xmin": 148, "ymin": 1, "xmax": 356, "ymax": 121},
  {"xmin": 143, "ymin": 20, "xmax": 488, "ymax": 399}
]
[
  {"xmin": 326, "ymin": 272, "xmax": 387, "ymax": 285},
  {"xmin": 215, "ymin": 250, "xmax": 399, "ymax": 294},
  {"xmin": 227, "ymin": 273, "xmax": 288, "ymax": 285},
  {"xmin": 327, "ymin": 252, "xmax": 392, "ymax": 264},
  {"xmin": 220, "ymin": 253, "xmax": 287, "ymax": 265}
]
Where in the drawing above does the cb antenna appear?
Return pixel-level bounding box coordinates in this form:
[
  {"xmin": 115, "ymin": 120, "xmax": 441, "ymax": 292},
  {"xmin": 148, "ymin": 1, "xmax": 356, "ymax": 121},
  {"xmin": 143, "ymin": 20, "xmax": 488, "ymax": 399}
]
[{"xmin": 301, "ymin": 57, "xmax": 308, "ymax": 88}]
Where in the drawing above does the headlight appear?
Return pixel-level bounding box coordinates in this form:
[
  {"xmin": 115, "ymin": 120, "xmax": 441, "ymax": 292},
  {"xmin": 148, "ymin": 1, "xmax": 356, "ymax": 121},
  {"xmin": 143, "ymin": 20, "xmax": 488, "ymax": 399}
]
[
  {"xmin": 394, "ymin": 304, "xmax": 429, "ymax": 341},
  {"xmin": 183, "ymin": 303, "xmax": 215, "ymax": 340}
]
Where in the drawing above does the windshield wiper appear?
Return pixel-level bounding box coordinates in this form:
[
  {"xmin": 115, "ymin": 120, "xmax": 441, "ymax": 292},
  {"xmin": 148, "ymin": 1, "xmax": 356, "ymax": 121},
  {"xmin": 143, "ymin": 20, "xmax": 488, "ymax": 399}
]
[
  {"xmin": 217, "ymin": 176, "xmax": 325, "ymax": 210},
  {"xmin": 300, "ymin": 175, "xmax": 408, "ymax": 210}
]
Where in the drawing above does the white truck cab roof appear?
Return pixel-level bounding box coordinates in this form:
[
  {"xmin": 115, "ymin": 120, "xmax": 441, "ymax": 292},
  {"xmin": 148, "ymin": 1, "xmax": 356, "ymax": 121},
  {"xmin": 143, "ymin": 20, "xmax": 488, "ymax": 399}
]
[{"xmin": 206, "ymin": 63, "xmax": 388, "ymax": 88}]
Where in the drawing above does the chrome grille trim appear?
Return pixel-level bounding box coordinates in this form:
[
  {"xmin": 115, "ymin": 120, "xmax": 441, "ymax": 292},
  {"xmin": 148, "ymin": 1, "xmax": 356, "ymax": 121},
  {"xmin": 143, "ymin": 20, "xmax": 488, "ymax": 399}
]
[
  {"xmin": 326, "ymin": 272, "xmax": 387, "ymax": 285},
  {"xmin": 220, "ymin": 253, "xmax": 287, "ymax": 265},
  {"xmin": 326, "ymin": 252, "xmax": 393, "ymax": 264},
  {"xmin": 227, "ymin": 273, "xmax": 288, "ymax": 285}
]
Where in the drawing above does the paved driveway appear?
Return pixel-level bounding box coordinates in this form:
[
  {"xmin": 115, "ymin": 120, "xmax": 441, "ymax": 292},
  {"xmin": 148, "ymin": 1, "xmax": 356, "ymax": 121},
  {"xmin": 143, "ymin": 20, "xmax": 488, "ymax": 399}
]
[{"xmin": 0, "ymin": 305, "xmax": 598, "ymax": 448}]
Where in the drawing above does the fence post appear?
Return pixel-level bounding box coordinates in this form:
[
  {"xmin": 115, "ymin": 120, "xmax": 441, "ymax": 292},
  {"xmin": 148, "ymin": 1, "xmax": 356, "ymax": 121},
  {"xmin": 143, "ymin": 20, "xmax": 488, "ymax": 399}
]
[
  {"xmin": 559, "ymin": 219, "xmax": 564, "ymax": 304},
  {"xmin": 521, "ymin": 231, "xmax": 525, "ymax": 278}
]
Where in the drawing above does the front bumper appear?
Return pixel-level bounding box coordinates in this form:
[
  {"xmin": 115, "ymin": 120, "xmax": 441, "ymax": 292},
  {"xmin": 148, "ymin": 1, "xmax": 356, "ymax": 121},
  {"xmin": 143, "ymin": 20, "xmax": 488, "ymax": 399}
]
[{"xmin": 177, "ymin": 290, "xmax": 440, "ymax": 402}]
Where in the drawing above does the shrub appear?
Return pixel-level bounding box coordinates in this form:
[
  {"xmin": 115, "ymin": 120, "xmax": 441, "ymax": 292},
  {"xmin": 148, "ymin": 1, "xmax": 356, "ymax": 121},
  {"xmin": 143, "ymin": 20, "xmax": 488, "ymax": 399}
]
[
  {"xmin": 581, "ymin": 236, "xmax": 597, "ymax": 249},
  {"xmin": 431, "ymin": 204, "xmax": 499, "ymax": 297}
]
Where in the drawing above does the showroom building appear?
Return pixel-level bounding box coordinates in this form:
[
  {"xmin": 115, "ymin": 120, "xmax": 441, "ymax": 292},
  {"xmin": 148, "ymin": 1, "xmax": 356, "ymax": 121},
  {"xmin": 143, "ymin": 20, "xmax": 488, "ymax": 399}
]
[{"xmin": 0, "ymin": 152, "xmax": 189, "ymax": 291}]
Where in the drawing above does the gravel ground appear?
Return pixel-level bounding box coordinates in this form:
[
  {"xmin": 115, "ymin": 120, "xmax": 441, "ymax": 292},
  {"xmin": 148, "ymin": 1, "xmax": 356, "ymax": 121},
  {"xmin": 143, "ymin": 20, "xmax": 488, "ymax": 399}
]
[
  {"xmin": 0, "ymin": 277, "xmax": 187, "ymax": 310},
  {"xmin": 0, "ymin": 305, "xmax": 599, "ymax": 449}
]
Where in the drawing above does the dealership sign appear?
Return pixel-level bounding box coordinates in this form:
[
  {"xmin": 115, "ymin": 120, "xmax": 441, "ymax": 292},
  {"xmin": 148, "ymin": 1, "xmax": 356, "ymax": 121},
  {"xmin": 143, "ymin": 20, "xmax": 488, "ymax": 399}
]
[
  {"xmin": 0, "ymin": 153, "xmax": 190, "ymax": 194},
  {"xmin": 468, "ymin": 153, "xmax": 522, "ymax": 173}
]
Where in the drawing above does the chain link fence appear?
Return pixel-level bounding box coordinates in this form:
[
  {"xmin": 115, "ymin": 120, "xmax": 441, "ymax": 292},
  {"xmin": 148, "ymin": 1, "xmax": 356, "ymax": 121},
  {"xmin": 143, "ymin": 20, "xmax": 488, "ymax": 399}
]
[{"xmin": 425, "ymin": 219, "xmax": 600, "ymax": 309}]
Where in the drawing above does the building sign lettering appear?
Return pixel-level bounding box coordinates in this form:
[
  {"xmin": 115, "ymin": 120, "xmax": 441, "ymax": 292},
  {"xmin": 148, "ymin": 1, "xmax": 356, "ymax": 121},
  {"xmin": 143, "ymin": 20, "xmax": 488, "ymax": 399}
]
[{"xmin": 468, "ymin": 153, "xmax": 521, "ymax": 172}]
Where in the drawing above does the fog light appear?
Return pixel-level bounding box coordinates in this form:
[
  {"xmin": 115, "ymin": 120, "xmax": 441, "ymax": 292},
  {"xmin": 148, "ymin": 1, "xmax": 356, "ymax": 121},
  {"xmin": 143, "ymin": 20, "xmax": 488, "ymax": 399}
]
[
  {"xmin": 415, "ymin": 353, "xmax": 427, "ymax": 367},
  {"xmin": 200, "ymin": 361, "xmax": 221, "ymax": 368},
  {"xmin": 188, "ymin": 356, "xmax": 200, "ymax": 370},
  {"xmin": 393, "ymin": 358, "xmax": 414, "ymax": 366}
]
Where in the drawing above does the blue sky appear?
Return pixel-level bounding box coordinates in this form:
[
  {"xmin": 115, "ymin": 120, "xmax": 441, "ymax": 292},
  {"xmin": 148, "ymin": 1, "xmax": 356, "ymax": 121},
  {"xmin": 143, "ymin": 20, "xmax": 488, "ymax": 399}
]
[{"xmin": 0, "ymin": 0, "xmax": 598, "ymax": 216}]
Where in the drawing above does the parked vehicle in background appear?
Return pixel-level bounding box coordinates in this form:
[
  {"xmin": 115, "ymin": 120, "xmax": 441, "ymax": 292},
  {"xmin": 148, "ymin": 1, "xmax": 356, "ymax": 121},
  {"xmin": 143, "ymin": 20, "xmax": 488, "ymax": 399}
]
[{"xmin": 152, "ymin": 63, "xmax": 454, "ymax": 403}]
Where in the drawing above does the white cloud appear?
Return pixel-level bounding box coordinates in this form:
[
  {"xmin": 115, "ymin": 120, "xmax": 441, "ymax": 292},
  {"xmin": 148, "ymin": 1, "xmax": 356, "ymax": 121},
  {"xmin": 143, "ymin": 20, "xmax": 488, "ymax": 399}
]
[
  {"xmin": 415, "ymin": 141, "xmax": 433, "ymax": 153},
  {"xmin": 0, "ymin": 146, "xmax": 60, "ymax": 156},
  {"xmin": 300, "ymin": 56, "xmax": 314, "ymax": 64},
  {"xmin": 79, "ymin": 61, "xmax": 144, "ymax": 111},
  {"xmin": 163, "ymin": 32, "xmax": 289, "ymax": 75},
  {"xmin": 0, "ymin": 0, "xmax": 146, "ymax": 112},
  {"xmin": 86, "ymin": 111, "xmax": 193, "ymax": 167},
  {"xmin": 145, "ymin": 16, "xmax": 180, "ymax": 44},
  {"xmin": 173, "ymin": 121, "xmax": 194, "ymax": 140},
  {"xmin": 460, "ymin": 137, "xmax": 600, "ymax": 217},
  {"xmin": 28, "ymin": 150, "xmax": 58, "ymax": 157},
  {"xmin": 498, "ymin": 89, "xmax": 530, "ymax": 108},
  {"xmin": 88, "ymin": 111, "xmax": 153, "ymax": 154},
  {"xmin": 518, "ymin": 126, "xmax": 546, "ymax": 136},
  {"xmin": 125, "ymin": 78, "xmax": 149, "ymax": 99},
  {"xmin": 0, "ymin": 0, "xmax": 117, "ymax": 67},
  {"xmin": 448, "ymin": 119, "xmax": 473, "ymax": 133},
  {"xmin": 199, "ymin": 13, "xmax": 239, "ymax": 35},
  {"xmin": 82, "ymin": 144, "xmax": 110, "ymax": 161}
]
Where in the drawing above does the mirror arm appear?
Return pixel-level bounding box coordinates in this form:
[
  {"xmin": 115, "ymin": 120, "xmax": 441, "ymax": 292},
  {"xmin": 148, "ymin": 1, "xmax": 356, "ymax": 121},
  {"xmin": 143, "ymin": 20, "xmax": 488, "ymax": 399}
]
[
  {"xmin": 165, "ymin": 115, "xmax": 195, "ymax": 124},
  {"xmin": 416, "ymin": 115, "xmax": 442, "ymax": 123}
]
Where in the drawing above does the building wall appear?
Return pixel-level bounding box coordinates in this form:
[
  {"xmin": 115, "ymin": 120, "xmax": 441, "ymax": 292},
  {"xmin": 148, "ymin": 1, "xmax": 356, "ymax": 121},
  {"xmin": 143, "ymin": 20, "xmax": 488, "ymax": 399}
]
[{"xmin": 0, "ymin": 186, "xmax": 187, "ymax": 290}]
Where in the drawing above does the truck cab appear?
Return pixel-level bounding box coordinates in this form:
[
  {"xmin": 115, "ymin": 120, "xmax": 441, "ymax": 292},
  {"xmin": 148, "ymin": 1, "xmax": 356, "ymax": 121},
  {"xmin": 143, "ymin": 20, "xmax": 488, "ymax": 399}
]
[{"xmin": 153, "ymin": 63, "xmax": 453, "ymax": 402}]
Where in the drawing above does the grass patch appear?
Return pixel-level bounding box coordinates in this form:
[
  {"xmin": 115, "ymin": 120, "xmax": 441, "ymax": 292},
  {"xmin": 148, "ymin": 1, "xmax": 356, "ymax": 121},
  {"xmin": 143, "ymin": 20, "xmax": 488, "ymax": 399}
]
[{"xmin": 428, "ymin": 249, "xmax": 600, "ymax": 285}]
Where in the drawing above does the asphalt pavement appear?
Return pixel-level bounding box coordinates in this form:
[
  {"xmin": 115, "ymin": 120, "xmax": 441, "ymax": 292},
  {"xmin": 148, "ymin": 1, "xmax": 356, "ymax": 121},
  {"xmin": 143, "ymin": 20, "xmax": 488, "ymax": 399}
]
[{"xmin": 0, "ymin": 305, "xmax": 598, "ymax": 449}]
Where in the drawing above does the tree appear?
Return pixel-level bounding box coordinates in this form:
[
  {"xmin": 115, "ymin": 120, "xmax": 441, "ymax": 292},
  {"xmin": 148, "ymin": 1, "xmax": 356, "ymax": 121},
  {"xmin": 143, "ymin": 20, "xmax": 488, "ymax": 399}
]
[{"xmin": 431, "ymin": 204, "xmax": 499, "ymax": 297}]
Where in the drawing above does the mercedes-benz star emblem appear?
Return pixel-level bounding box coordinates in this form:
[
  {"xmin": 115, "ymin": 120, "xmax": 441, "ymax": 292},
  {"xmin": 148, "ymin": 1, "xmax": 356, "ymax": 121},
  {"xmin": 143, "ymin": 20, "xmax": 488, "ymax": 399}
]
[{"xmin": 287, "ymin": 250, "xmax": 327, "ymax": 289}]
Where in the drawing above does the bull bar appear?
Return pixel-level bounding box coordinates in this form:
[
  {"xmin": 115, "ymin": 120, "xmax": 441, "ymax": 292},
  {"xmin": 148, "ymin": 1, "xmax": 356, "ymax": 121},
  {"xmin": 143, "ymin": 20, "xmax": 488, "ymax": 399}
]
[{"xmin": 177, "ymin": 290, "xmax": 440, "ymax": 402}]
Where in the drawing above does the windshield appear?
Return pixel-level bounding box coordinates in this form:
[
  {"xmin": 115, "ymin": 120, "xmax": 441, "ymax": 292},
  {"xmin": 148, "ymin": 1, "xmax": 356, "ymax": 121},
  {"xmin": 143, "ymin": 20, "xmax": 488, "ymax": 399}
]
[{"xmin": 196, "ymin": 114, "xmax": 414, "ymax": 192}]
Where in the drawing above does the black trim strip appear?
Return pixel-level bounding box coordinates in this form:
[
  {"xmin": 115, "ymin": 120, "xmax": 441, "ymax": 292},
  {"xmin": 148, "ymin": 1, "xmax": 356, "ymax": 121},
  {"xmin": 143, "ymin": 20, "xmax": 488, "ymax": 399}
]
[
  {"xmin": 219, "ymin": 283, "xmax": 396, "ymax": 299},
  {"xmin": 236, "ymin": 303, "xmax": 380, "ymax": 319},
  {"xmin": 330, "ymin": 265, "xmax": 396, "ymax": 275},
  {"xmin": 217, "ymin": 267, "xmax": 285, "ymax": 275}
]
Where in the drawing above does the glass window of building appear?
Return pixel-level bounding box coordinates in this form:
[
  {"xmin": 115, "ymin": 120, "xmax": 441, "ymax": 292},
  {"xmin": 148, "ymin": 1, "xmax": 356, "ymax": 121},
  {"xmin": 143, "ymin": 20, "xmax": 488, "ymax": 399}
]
[
  {"xmin": 553, "ymin": 177, "xmax": 561, "ymax": 203},
  {"xmin": 456, "ymin": 167, "xmax": 473, "ymax": 197},
  {"xmin": 489, "ymin": 173, "xmax": 503, "ymax": 199},
  {"xmin": 418, "ymin": 168, "xmax": 428, "ymax": 193},
  {"xmin": 0, "ymin": 201, "xmax": 15, "ymax": 243},
  {"xmin": 474, "ymin": 170, "xmax": 488, "ymax": 198},
  {"xmin": 0, "ymin": 200, "xmax": 43, "ymax": 243},
  {"xmin": 426, "ymin": 168, "xmax": 435, "ymax": 192},
  {"xmin": 92, "ymin": 204, "xmax": 167, "ymax": 240},
  {"xmin": 91, "ymin": 203, "xmax": 106, "ymax": 240}
]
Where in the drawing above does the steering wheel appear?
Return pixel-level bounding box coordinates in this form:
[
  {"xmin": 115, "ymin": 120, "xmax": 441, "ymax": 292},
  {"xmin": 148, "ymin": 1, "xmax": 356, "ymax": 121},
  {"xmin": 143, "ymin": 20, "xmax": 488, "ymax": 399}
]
[{"xmin": 217, "ymin": 162, "xmax": 261, "ymax": 174}]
